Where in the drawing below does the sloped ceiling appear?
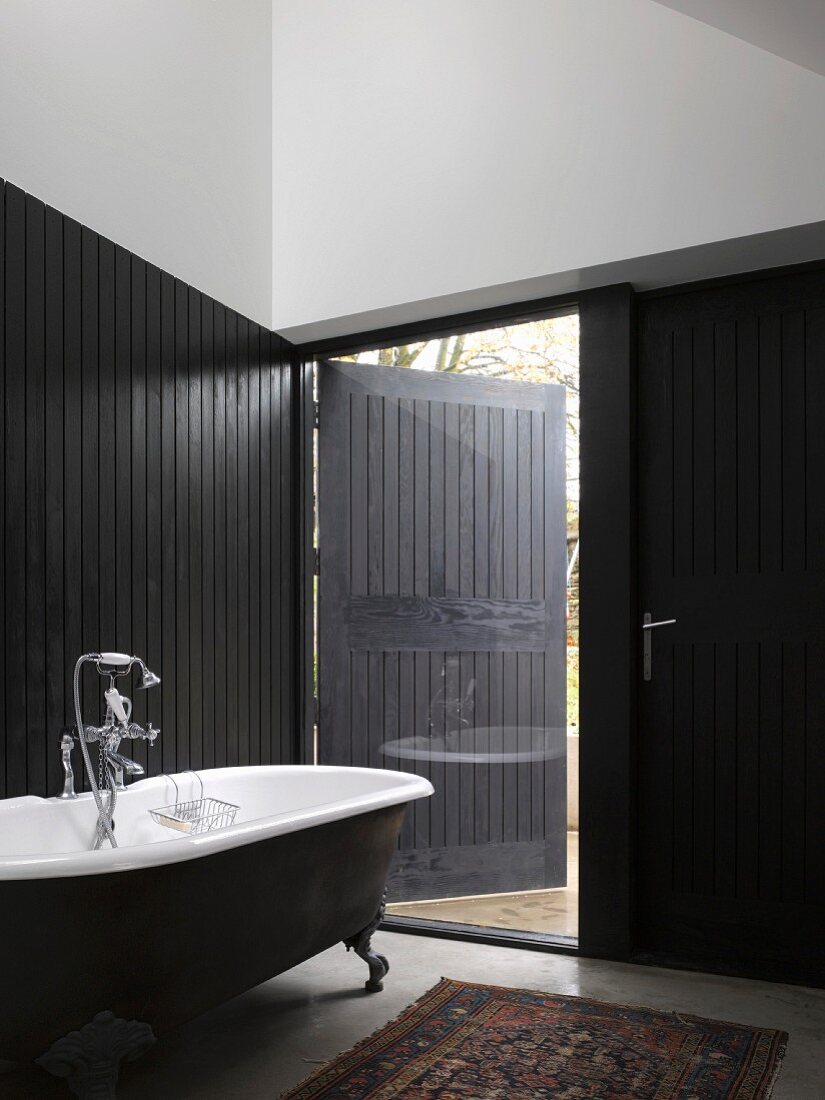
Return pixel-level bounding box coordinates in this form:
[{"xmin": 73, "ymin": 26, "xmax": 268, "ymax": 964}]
[
  {"xmin": 651, "ymin": 1, "xmax": 825, "ymax": 78},
  {"xmin": 273, "ymin": 0, "xmax": 825, "ymax": 340}
]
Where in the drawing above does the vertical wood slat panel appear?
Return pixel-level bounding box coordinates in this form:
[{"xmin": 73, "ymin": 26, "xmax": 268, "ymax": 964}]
[
  {"xmin": 473, "ymin": 407, "xmax": 490, "ymax": 848},
  {"xmin": 444, "ymin": 402, "xmax": 459, "ymax": 599},
  {"xmin": 63, "ymin": 218, "xmax": 83, "ymax": 783},
  {"xmin": 692, "ymin": 323, "xmax": 715, "ymax": 577},
  {"xmin": 781, "ymin": 640, "xmax": 806, "ymax": 903},
  {"xmin": 758, "ymin": 641, "xmax": 783, "ymax": 901},
  {"xmin": 428, "ymin": 401, "xmax": 446, "ymax": 851},
  {"xmin": 188, "ymin": 288, "xmax": 203, "ymax": 771},
  {"xmin": 782, "ymin": 312, "xmax": 806, "ymax": 574},
  {"xmin": 413, "ymin": 398, "xmax": 431, "ymax": 839},
  {"xmin": 160, "ymin": 271, "xmax": 177, "ymax": 776},
  {"xmin": 44, "ymin": 205, "xmax": 64, "ymax": 797},
  {"xmin": 671, "ymin": 643, "xmax": 693, "ymax": 894},
  {"xmin": 735, "ymin": 641, "xmax": 760, "ymax": 898},
  {"xmin": 224, "ymin": 311, "xmax": 239, "ymax": 768},
  {"xmin": 443, "ymin": 404, "xmax": 459, "ymax": 848},
  {"xmin": 350, "ymin": 391, "xmax": 368, "ymax": 768},
  {"xmin": 516, "ymin": 408, "xmax": 532, "ymax": 841},
  {"xmin": 368, "ymin": 650, "xmax": 383, "ymax": 768},
  {"xmin": 248, "ymin": 326, "xmax": 260, "ymax": 765},
  {"xmin": 0, "ymin": 178, "xmax": 295, "ymax": 799},
  {"xmin": 736, "ymin": 317, "xmax": 759, "ymax": 575},
  {"xmin": 714, "ymin": 321, "xmax": 737, "ymax": 576},
  {"xmin": 145, "ymin": 265, "xmax": 162, "ymax": 774},
  {"xmin": 80, "ymin": 226, "xmax": 101, "ymax": 725},
  {"xmin": 174, "ymin": 280, "xmax": 189, "ymax": 774},
  {"xmin": 114, "ymin": 246, "xmax": 131, "ymax": 692},
  {"xmin": 713, "ymin": 641, "xmax": 737, "ymax": 898},
  {"xmin": 384, "ymin": 397, "xmax": 399, "ymax": 596},
  {"xmin": 444, "ymin": 650, "xmax": 460, "ymax": 849},
  {"xmin": 398, "ymin": 399, "xmax": 414, "ymax": 597},
  {"xmin": 396, "ymin": 400, "xmax": 416, "ymax": 846},
  {"xmin": 458, "ymin": 405, "xmax": 475, "ymax": 847},
  {"xmin": 26, "ymin": 195, "xmax": 46, "ymax": 795},
  {"xmin": 366, "ymin": 391, "xmax": 384, "ymax": 770},
  {"xmin": 398, "ymin": 650, "xmax": 415, "ymax": 849},
  {"xmin": 257, "ymin": 328, "xmax": 270, "ymax": 765},
  {"xmin": 236, "ymin": 318, "xmax": 249, "ymax": 767},
  {"xmin": 429, "ymin": 402, "xmax": 446, "ymax": 598},
  {"xmin": 8, "ymin": 189, "xmax": 29, "ymax": 781},
  {"xmin": 201, "ymin": 298, "xmax": 215, "ymax": 769},
  {"xmin": 383, "ymin": 400, "xmax": 412, "ymax": 841},
  {"xmin": 691, "ymin": 642, "xmax": 715, "ymax": 895},
  {"xmin": 272, "ymin": 330, "xmax": 286, "ymax": 770},
  {"xmin": 501, "ymin": 405, "xmax": 518, "ymax": 845},
  {"xmin": 279, "ymin": 339, "xmax": 293, "ymax": 765},
  {"xmin": 759, "ymin": 315, "xmax": 783, "ymax": 574},
  {"xmin": 488, "ymin": 405, "xmax": 504, "ymax": 846},
  {"xmin": 98, "ymin": 239, "xmax": 116, "ymax": 655},
  {"xmin": 367, "ymin": 395, "xmax": 383, "ymax": 596},
  {"xmin": 672, "ymin": 329, "xmax": 693, "ymax": 578},
  {"xmin": 531, "ymin": 407, "xmax": 546, "ymax": 851},
  {"xmin": 130, "ymin": 255, "xmax": 148, "ymax": 774},
  {"xmin": 213, "ymin": 303, "xmax": 228, "ymax": 770},
  {"xmin": 351, "ymin": 393, "xmax": 368, "ymax": 597}
]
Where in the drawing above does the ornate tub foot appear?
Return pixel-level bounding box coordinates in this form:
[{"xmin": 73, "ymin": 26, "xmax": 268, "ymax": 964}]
[
  {"xmin": 35, "ymin": 1011, "xmax": 156, "ymax": 1098},
  {"xmin": 344, "ymin": 888, "xmax": 390, "ymax": 992}
]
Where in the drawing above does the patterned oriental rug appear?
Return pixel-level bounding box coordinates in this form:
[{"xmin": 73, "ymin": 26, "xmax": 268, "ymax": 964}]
[{"xmin": 280, "ymin": 978, "xmax": 787, "ymax": 1099}]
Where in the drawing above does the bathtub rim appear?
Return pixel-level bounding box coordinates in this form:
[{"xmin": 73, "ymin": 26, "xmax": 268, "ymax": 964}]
[{"xmin": 0, "ymin": 765, "xmax": 433, "ymax": 881}]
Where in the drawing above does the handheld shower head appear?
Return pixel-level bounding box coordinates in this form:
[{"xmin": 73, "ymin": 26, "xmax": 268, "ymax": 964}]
[{"xmin": 136, "ymin": 661, "xmax": 161, "ymax": 690}]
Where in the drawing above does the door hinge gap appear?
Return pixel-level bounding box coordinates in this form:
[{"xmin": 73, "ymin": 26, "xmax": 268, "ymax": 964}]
[
  {"xmin": 313, "ymin": 401, "xmax": 320, "ymax": 430},
  {"xmin": 313, "ymin": 547, "xmax": 320, "ymax": 575}
]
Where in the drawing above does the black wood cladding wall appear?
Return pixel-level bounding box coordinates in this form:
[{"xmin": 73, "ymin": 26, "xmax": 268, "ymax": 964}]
[{"xmin": 0, "ymin": 179, "xmax": 296, "ymax": 799}]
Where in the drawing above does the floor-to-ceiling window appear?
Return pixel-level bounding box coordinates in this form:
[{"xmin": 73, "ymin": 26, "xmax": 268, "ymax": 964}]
[{"xmin": 314, "ymin": 312, "xmax": 580, "ymax": 944}]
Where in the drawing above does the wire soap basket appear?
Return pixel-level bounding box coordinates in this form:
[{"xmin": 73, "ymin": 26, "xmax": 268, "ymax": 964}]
[{"xmin": 149, "ymin": 771, "xmax": 238, "ymax": 835}]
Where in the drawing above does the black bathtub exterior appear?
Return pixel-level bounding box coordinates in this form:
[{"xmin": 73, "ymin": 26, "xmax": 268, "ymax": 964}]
[{"xmin": 0, "ymin": 802, "xmax": 407, "ymax": 1063}]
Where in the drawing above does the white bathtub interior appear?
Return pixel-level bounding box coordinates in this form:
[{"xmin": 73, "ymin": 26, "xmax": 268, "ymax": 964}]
[{"xmin": 0, "ymin": 766, "xmax": 433, "ymax": 878}]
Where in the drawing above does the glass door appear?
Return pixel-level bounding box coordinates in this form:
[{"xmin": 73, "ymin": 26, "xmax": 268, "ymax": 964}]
[{"xmin": 315, "ymin": 314, "xmax": 580, "ymax": 942}]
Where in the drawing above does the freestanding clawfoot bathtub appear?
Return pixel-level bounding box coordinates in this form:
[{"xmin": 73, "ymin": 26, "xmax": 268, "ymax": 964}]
[{"xmin": 0, "ymin": 765, "xmax": 433, "ymax": 1097}]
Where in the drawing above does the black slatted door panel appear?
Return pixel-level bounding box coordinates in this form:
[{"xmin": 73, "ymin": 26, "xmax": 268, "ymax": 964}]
[
  {"xmin": 637, "ymin": 269, "xmax": 825, "ymax": 985},
  {"xmin": 0, "ymin": 177, "xmax": 296, "ymax": 799},
  {"xmin": 318, "ymin": 360, "xmax": 567, "ymax": 902},
  {"xmin": 6, "ymin": 184, "xmax": 27, "ymax": 795}
]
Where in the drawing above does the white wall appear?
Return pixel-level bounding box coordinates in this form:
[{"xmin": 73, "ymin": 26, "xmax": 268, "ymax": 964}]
[
  {"xmin": 0, "ymin": 0, "xmax": 272, "ymax": 326},
  {"xmin": 272, "ymin": 0, "xmax": 825, "ymax": 342}
]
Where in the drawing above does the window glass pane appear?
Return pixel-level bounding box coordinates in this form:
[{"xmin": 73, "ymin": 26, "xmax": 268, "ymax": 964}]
[{"xmin": 321, "ymin": 314, "xmax": 579, "ymax": 941}]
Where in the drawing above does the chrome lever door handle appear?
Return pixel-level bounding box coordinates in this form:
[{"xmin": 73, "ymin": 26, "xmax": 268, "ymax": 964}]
[{"xmin": 642, "ymin": 613, "xmax": 676, "ymax": 681}]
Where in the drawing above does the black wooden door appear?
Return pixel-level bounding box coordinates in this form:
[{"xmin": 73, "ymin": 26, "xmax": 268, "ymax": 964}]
[
  {"xmin": 318, "ymin": 360, "xmax": 567, "ymax": 901},
  {"xmin": 637, "ymin": 270, "xmax": 825, "ymax": 985}
]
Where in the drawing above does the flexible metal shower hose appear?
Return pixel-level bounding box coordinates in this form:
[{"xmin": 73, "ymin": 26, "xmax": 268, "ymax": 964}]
[{"xmin": 73, "ymin": 654, "xmax": 118, "ymax": 849}]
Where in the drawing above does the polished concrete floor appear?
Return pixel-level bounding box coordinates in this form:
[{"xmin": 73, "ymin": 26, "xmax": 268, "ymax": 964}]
[
  {"xmin": 387, "ymin": 831, "xmax": 578, "ymax": 937},
  {"xmin": 4, "ymin": 932, "xmax": 825, "ymax": 1098}
]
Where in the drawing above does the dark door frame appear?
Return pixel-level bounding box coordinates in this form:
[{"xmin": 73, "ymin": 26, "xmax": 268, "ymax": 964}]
[{"xmin": 292, "ymin": 283, "xmax": 638, "ymax": 961}]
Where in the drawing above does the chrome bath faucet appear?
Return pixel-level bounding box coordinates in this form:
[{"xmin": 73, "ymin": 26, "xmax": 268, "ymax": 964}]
[
  {"xmin": 59, "ymin": 732, "xmax": 77, "ymax": 800},
  {"xmin": 68, "ymin": 652, "xmax": 161, "ymax": 848}
]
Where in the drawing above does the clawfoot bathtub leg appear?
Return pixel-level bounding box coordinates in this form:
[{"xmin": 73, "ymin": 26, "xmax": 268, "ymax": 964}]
[
  {"xmin": 35, "ymin": 1011, "xmax": 156, "ymax": 1098},
  {"xmin": 344, "ymin": 887, "xmax": 390, "ymax": 992}
]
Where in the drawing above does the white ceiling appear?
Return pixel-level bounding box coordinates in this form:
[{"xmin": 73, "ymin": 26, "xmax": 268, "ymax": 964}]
[{"xmin": 651, "ymin": 0, "xmax": 825, "ymax": 78}]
